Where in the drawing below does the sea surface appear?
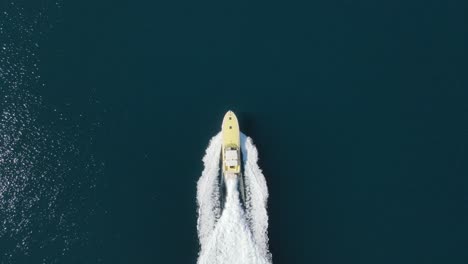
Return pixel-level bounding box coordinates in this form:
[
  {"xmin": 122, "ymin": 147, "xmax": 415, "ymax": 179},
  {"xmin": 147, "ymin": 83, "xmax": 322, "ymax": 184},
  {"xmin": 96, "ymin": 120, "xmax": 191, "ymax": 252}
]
[{"xmin": 0, "ymin": 0, "xmax": 467, "ymax": 263}]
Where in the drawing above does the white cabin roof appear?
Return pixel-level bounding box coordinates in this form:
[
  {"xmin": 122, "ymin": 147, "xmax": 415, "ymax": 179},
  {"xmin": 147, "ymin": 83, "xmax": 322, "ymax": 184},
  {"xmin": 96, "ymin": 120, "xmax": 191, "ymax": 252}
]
[
  {"xmin": 226, "ymin": 150, "xmax": 238, "ymax": 160},
  {"xmin": 226, "ymin": 160, "xmax": 238, "ymax": 167}
]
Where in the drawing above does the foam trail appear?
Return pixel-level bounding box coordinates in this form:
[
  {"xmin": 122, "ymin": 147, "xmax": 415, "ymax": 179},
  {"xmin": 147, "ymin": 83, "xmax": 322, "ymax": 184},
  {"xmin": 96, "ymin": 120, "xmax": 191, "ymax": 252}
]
[
  {"xmin": 241, "ymin": 134, "xmax": 271, "ymax": 260},
  {"xmin": 197, "ymin": 133, "xmax": 272, "ymax": 264},
  {"xmin": 196, "ymin": 133, "xmax": 223, "ymax": 247}
]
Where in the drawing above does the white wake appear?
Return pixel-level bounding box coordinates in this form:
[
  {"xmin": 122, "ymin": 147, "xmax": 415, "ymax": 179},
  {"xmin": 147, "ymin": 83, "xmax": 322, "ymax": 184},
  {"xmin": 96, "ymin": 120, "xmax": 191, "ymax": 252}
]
[{"xmin": 197, "ymin": 133, "xmax": 272, "ymax": 264}]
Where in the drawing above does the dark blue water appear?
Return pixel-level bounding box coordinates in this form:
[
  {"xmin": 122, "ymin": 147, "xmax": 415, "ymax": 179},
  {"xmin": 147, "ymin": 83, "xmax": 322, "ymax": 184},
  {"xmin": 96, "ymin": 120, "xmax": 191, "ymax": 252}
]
[{"xmin": 0, "ymin": 0, "xmax": 467, "ymax": 263}]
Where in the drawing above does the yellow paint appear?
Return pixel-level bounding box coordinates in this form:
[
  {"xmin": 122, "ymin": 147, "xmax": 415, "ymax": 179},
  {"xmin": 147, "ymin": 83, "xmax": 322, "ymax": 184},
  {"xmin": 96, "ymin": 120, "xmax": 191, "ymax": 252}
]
[{"xmin": 221, "ymin": 110, "xmax": 241, "ymax": 173}]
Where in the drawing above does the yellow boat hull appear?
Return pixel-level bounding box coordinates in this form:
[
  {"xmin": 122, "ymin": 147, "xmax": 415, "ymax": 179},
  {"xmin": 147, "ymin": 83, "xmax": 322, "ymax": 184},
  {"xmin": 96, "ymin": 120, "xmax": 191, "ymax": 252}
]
[{"xmin": 221, "ymin": 111, "xmax": 241, "ymax": 174}]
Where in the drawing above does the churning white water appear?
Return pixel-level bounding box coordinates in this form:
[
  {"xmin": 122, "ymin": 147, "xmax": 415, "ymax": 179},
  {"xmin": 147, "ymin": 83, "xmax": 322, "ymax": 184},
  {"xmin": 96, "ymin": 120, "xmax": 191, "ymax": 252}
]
[{"xmin": 196, "ymin": 133, "xmax": 272, "ymax": 264}]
